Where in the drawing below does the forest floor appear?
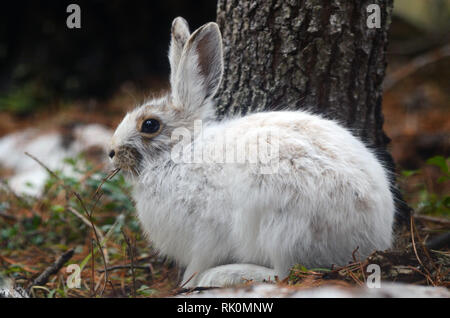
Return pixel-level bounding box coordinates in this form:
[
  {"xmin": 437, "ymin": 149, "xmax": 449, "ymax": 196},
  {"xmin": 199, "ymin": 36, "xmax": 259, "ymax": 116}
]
[
  {"xmin": 0, "ymin": 153, "xmax": 448, "ymax": 297},
  {"xmin": 0, "ymin": 52, "xmax": 449, "ymax": 297}
]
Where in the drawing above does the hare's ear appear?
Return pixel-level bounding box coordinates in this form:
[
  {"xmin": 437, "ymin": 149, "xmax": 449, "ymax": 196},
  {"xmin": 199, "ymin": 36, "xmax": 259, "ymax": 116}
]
[
  {"xmin": 171, "ymin": 22, "xmax": 223, "ymax": 113},
  {"xmin": 169, "ymin": 17, "xmax": 190, "ymax": 87}
]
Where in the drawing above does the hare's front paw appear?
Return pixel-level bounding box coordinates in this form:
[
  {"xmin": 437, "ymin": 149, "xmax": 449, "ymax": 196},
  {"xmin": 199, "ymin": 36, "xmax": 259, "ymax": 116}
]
[{"xmin": 193, "ymin": 264, "xmax": 277, "ymax": 287}]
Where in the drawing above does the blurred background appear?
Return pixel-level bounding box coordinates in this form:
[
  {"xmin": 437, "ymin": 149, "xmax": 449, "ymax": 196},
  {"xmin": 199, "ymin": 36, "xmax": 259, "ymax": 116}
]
[
  {"xmin": 0, "ymin": 0, "xmax": 448, "ymax": 298},
  {"xmin": 0, "ymin": 0, "xmax": 216, "ymax": 102}
]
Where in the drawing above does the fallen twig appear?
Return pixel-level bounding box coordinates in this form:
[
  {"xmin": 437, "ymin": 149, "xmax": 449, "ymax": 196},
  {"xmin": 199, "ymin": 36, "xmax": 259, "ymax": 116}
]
[
  {"xmin": 27, "ymin": 248, "xmax": 75, "ymax": 292},
  {"xmin": 97, "ymin": 264, "xmax": 150, "ymax": 273},
  {"xmin": 172, "ymin": 286, "xmax": 219, "ymax": 296}
]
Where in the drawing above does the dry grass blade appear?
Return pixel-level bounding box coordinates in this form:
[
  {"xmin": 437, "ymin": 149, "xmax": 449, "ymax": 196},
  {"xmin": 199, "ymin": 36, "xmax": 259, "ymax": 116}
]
[
  {"xmin": 346, "ymin": 270, "xmax": 364, "ymax": 287},
  {"xmin": 67, "ymin": 206, "xmax": 109, "ymax": 263},
  {"xmin": 178, "ymin": 272, "xmax": 197, "ymax": 291},
  {"xmin": 97, "ymin": 264, "xmax": 150, "ymax": 273},
  {"xmin": 410, "ymin": 215, "xmax": 436, "ymax": 286},
  {"xmin": 122, "ymin": 229, "xmax": 137, "ymax": 297},
  {"xmin": 351, "ymin": 246, "xmax": 367, "ymax": 283},
  {"xmin": 24, "ymin": 152, "xmax": 60, "ymax": 180},
  {"xmin": 24, "ymin": 151, "xmax": 121, "ymax": 296},
  {"xmin": 94, "ymin": 272, "xmax": 106, "ymax": 294},
  {"xmin": 92, "ymin": 168, "xmax": 121, "ymax": 201},
  {"xmin": 91, "ymin": 238, "xmax": 95, "ymax": 296}
]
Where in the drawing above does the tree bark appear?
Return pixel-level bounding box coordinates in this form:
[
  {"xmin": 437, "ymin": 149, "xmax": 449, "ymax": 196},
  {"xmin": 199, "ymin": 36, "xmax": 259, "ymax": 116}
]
[{"xmin": 215, "ymin": 0, "xmax": 411, "ymax": 225}]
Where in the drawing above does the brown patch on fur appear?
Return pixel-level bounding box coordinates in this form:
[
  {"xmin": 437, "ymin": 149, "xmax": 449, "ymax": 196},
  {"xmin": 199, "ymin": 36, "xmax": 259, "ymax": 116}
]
[
  {"xmin": 169, "ymin": 100, "xmax": 183, "ymax": 113},
  {"xmin": 115, "ymin": 145, "xmax": 142, "ymax": 174},
  {"xmin": 354, "ymin": 192, "xmax": 370, "ymax": 212},
  {"xmin": 316, "ymin": 143, "xmax": 338, "ymax": 160}
]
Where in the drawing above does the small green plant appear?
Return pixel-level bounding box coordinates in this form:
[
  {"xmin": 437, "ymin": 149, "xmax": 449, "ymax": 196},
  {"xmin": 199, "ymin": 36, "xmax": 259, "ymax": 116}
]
[
  {"xmin": 0, "ymin": 82, "xmax": 49, "ymax": 115},
  {"xmin": 401, "ymin": 155, "xmax": 449, "ymax": 217},
  {"xmin": 0, "ymin": 154, "xmax": 137, "ymax": 250},
  {"xmin": 0, "ymin": 154, "xmax": 166, "ymax": 297}
]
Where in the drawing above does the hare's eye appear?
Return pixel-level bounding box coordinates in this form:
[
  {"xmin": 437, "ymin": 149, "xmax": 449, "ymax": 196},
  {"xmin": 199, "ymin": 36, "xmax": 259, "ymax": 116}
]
[{"xmin": 141, "ymin": 119, "xmax": 160, "ymax": 134}]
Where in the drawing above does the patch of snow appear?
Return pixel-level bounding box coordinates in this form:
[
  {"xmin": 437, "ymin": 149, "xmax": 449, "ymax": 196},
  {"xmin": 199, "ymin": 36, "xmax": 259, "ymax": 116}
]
[
  {"xmin": 181, "ymin": 283, "xmax": 450, "ymax": 298},
  {"xmin": 0, "ymin": 124, "xmax": 113, "ymax": 196},
  {"xmin": 0, "ymin": 276, "xmax": 29, "ymax": 298}
]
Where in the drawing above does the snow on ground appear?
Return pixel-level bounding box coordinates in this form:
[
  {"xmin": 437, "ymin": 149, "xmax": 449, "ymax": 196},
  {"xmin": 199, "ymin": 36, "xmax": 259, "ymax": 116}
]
[
  {"xmin": 0, "ymin": 124, "xmax": 113, "ymax": 196},
  {"xmin": 181, "ymin": 283, "xmax": 450, "ymax": 298}
]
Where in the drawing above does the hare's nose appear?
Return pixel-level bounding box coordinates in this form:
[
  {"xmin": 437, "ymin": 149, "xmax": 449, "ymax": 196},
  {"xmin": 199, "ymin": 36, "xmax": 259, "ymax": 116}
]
[{"xmin": 109, "ymin": 149, "xmax": 115, "ymax": 159}]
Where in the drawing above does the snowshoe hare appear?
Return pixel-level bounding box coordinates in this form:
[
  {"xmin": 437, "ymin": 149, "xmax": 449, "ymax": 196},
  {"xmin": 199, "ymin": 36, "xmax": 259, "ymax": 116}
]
[{"xmin": 109, "ymin": 17, "xmax": 395, "ymax": 287}]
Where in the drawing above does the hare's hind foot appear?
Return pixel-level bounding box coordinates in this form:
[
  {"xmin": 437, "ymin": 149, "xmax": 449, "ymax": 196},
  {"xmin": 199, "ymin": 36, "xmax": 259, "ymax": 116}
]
[{"xmin": 185, "ymin": 264, "xmax": 278, "ymax": 288}]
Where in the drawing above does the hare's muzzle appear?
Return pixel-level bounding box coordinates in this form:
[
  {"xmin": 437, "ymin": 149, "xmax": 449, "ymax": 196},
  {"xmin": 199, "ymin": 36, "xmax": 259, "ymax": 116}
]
[{"xmin": 111, "ymin": 145, "xmax": 142, "ymax": 175}]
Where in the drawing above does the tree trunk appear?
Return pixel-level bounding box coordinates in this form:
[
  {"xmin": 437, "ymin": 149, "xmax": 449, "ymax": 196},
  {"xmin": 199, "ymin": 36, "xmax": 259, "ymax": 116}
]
[{"xmin": 215, "ymin": 0, "xmax": 411, "ymax": 225}]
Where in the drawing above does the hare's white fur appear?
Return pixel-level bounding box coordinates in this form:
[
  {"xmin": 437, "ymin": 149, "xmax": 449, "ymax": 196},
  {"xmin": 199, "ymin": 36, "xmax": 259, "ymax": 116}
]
[{"xmin": 110, "ymin": 18, "xmax": 395, "ymax": 287}]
